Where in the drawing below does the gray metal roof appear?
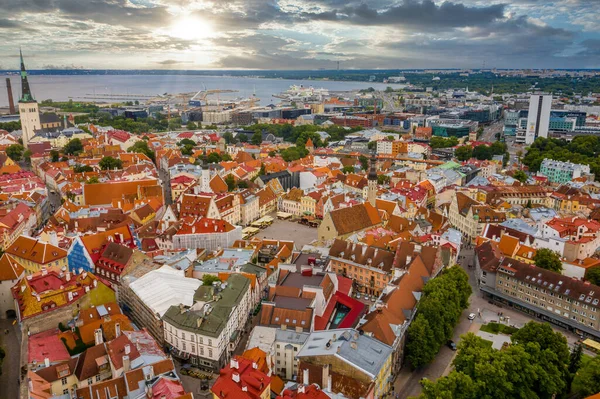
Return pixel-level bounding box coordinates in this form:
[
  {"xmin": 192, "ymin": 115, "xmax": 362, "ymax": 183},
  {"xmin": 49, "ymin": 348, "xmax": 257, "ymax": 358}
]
[{"xmin": 297, "ymin": 329, "xmax": 392, "ymax": 378}]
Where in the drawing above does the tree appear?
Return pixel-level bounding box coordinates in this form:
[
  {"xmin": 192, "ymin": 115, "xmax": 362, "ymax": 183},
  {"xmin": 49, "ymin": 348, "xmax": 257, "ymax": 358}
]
[
  {"xmin": 585, "ymin": 266, "xmax": 600, "ymax": 286},
  {"xmin": 419, "ymin": 372, "xmax": 478, "ymax": 399},
  {"xmin": 181, "ymin": 144, "xmax": 194, "ymax": 156},
  {"xmin": 472, "ymin": 145, "xmax": 492, "ymax": 160},
  {"xmin": 128, "ymin": 140, "xmax": 155, "ymax": 162},
  {"xmin": 177, "ymin": 138, "xmax": 196, "ymax": 146},
  {"xmin": 377, "ymin": 174, "xmax": 390, "ymax": 185},
  {"xmin": 430, "ymin": 136, "xmax": 458, "ymax": 148},
  {"xmin": 268, "ymin": 150, "xmax": 276, "ymax": 157},
  {"xmin": 23, "ymin": 149, "xmax": 32, "ymax": 164},
  {"xmin": 6, "ymin": 144, "xmax": 24, "ymax": 161},
  {"xmin": 572, "ymin": 356, "xmax": 600, "ymax": 397},
  {"xmin": 221, "ymin": 153, "xmax": 232, "ymax": 161},
  {"xmin": 533, "ymin": 248, "xmax": 563, "ymax": 273},
  {"xmin": 454, "ymin": 145, "xmax": 473, "ymax": 161},
  {"xmin": 251, "ymin": 130, "xmax": 263, "ymax": 145},
  {"xmin": 405, "ymin": 267, "xmax": 471, "ymax": 369},
  {"xmin": 513, "ymin": 170, "xmax": 528, "ymax": 183},
  {"xmin": 258, "ymin": 164, "xmax": 266, "ymax": 176},
  {"xmin": 186, "ymin": 121, "xmax": 197, "ymax": 130},
  {"xmin": 99, "ymin": 156, "xmax": 123, "ymax": 170},
  {"xmin": 74, "ymin": 164, "xmax": 93, "ymax": 173},
  {"xmin": 237, "ymin": 180, "xmax": 248, "ymax": 189},
  {"xmin": 202, "ymin": 274, "xmax": 221, "ymax": 286},
  {"xmin": 207, "ymin": 152, "xmax": 222, "ymax": 163},
  {"xmin": 225, "ymin": 175, "xmax": 236, "ymax": 191},
  {"xmin": 342, "ymin": 165, "xmax": 355, "ymax": 174},
  {"xmin": 222, "ymin": 131, "xmax": 236, "ymax": 144},
  {"xmin": 63, "ymin": 138, "xmax": 83, "ymax": 155},
  {"xmin": 86, "ymin": 176, "xmax": 99, "ymax": 184},
  {"xmin": 50, "ymin": 149, "xmax": 60, "ymax": 162},
  {"xmin": 567, "ymin": 343, "xmax": 583, "ymax": 392},
  {"xmin": 368, "ymin": 141, "xmax": 376, "ymax": 150},
  {"xmin": 476, "ymin": 126, "xmax": 484, "ymax": 138},
  {"xmin": 358, "ymin": 155, "xmax": 369, "ymax": 170}
]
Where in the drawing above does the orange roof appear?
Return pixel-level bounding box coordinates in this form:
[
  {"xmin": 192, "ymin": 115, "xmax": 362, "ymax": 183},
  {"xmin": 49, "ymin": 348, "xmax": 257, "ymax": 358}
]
[
  {"xmin": 83, "ymin": 179, "xmax": 159, "ymax": 205},
  {"xmin": 241, "ymin": 347, "xmax": 270, "ymax": 375},
  {"xmin": 6, "ymin": 236, "xmax": 67, "ymax": 265},
  {"xmin": 0, "ymin": 253, "xmax": 25, "ymax": 281}
]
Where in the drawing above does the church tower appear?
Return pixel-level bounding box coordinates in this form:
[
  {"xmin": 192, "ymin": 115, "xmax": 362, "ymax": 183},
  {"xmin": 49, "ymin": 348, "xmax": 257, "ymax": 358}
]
[
  {"xmin": 18, "ymin": 49, "xmax": 41, "ymax": 149},
  {"xmin": 367, "ymin": 151, "xmax": 377, "ymax": 207}
]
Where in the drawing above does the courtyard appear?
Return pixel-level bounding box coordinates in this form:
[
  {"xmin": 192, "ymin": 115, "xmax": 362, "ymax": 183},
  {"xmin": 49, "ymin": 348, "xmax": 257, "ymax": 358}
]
[{"xmin": 254, "ymin": 217, "xmax": 318, "ymax": 249}]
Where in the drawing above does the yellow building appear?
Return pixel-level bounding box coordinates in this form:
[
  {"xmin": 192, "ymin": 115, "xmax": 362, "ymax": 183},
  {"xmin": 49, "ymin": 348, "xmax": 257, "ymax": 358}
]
[{"xmin": 5, "ymin": 235, "xmax": 68, "ymax": 274}]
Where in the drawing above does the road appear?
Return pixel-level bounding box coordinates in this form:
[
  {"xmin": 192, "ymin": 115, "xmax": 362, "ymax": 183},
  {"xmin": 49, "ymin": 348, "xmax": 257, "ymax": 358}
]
[
  {"xmin": 393, "ymin": 245, "xmax": 589, "ymax": 398},
  {"xmin": 0, "ymin": 319, "xmax": 21, "ymax": 399},
  {"xmin": 479, "ymin": 120, "xmax": 503, "ymax": 143}
]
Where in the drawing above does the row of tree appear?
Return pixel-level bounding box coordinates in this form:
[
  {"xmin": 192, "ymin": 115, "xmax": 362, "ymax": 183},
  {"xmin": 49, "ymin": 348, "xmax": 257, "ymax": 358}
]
[
  {"xmin": 405, "ymin": 267, "xmax": 471, "ymax": 369},
  {"xmin": 454, "ymin": 141, "xmax": 509, "ymax": 162},
  {"xmin": 416, "ymin": 322, "xmax": 600, "ymax": 399}
]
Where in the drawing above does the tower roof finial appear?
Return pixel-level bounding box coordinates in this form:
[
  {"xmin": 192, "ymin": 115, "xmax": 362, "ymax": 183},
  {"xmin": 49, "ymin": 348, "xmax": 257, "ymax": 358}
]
[{"xmin": 19, "ymin": 48, "xmax": 35, "ymax": 103}]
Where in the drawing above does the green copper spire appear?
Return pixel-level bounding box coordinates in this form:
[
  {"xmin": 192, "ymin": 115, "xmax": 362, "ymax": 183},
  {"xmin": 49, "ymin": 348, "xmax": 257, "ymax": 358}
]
[{"xmin": 19, "ymin": 48, "xmax": 35, "ymax": 103}]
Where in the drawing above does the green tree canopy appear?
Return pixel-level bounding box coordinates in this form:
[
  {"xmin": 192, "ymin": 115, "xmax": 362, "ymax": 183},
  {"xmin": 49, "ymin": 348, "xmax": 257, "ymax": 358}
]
[
  {"xmin": 63, "ymin": 138, "xmax": 83, "ymax": 155},
  {"xmin": 513, "ymin": 170, "xmax": 528, "ymax": 183},
  {"xmin": 454, "ymin": 145, "xmax": 473, "ymax": 161},
  {"xmin": 225, "ymin": 174, "xmax": 236, "ymax": 191},
  {"xmin": 430, "ymin": 136, "xmax": 459, "ymax": 148},
  {"xmin": 472, "ymin": 145, "xmax": 492, "ymax": 160},
  {"xmin": 342, "ymin": 165, "xmax": 355, "ymax": 174},
  {"xmin": 99, "ymin": 156, "xmax": 123, "ymax": 170},
  {"xmin": 177, "ymin": 138, "xmax": 196, "ymax": 146},
  {"xmin": 6, "ymin": 144, "xmax": 24, "ymax": 161},
  {"xmin": 50, "ymin": 149, "xmax": 60, "ymax": 162},
  {"xmin": 202, "ymin": 274, "xmax": 221, "ymax": 286},
  {"xmin": 128, "ymin": 140, "xmax": 156, "ymax": 162},
  {"xmin": 585, "ymin": 266, "xmax": 600, "ymax": 286},
  {"xmin": 222, "ymin": 131, "xmax": 236, "ymax": 144},
  {"xmin": 406, "ymin": 267, "xmax": 471, "ymax": 369},
  {"xmin": 533, "ymin": 248, "xmax": 563, "ymax": 273},
  {"xmin": 358, "ymin": 155, "xmax": 369, "ymax": 170},
  {"xmin": 572, "ymin": 356, "xmax": 600, "ymax": 397},
  {"xmin": 86, "ymin": 176, "xmax": 99, "ymax": 184},
  {"xmin": 251, "ymin": 130, "xmax": 263, "ymax": 145},
  {"xmin": 74, "ymin": 164, "xmax": 94, "ymax": 173},
  {"xmin": 207, "ymin": 152, "xmax": 222, "ymax": 164}
]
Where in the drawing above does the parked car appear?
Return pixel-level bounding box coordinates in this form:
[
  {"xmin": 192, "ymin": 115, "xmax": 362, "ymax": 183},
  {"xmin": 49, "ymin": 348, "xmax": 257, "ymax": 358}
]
[
  {"xmin": 468, "ymin": 313, "xmax": 476, "ymax": 321},
  {"xmin": 447, "ymin": 340, "xmax": 457, "ymax": 351}
]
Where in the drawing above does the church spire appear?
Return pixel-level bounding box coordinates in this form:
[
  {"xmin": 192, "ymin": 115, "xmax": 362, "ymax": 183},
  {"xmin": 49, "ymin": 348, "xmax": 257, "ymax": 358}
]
[
  {"xmin": 368, "ymin": 151, "xmax": 377, "ymax": 181},
  {"xmin": 19, "ymin": 48, "xmax": 35, "ymax": 103}
]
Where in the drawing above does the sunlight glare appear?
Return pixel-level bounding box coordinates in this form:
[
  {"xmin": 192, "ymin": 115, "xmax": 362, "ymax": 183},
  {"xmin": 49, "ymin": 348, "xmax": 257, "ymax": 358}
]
[{"xmin": 168, "ymin": 17, "xmax": 215, "ymax": 41}]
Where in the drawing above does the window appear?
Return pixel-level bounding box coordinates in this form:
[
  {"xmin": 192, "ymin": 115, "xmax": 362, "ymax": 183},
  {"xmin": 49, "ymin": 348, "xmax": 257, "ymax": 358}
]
[
  {"xmin": 62, "ymin": 377, "xmax": 68, "ymax": 385},
  {"xmin": 88, "ymin": 378, "xmax": 93, "ymax": 385},
  {"xmin": 63, "ymin": 389, "xmax": 69, "ymax": 395},
  {"xmin": 96, "ymin": 375, "xmax": 101, "ymax": 382}
]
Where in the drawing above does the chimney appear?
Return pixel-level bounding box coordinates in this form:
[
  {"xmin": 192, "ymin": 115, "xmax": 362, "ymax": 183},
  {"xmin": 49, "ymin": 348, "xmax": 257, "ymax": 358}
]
[
  {"xmin": 66, "ymin": 272, "xmax": 71, "ymax": 282},
  {"xmin": 298, "ymin": 385, "xmax": 306, "ymax": 394},
  {"xmin": 252, "ymin": 362, "xmax": 258, "ymax": 369},
  {"xmin": 94, "ymin": 328, "xmax": 103, "ymax": 345},
  {"xmin": 124, "ymin": 344, "xmax": 131, "ymax": 355},
  {"xmin": 230, "ymin": 358, "xmax": 239, "ymax": 370},
  {"xmin": 232, "ymin": 373, "xmax": 240, "ymax": 383},
  {"xmin": 196, "ymin": 317, "xmax": 203, "ymax": 328},
  {"xmin": 115, "ymin": 323, "xmax": 121, "ymax": 338},
  {"xmin": 6, "ymin": 78, "xmax": 15, "ymax": 114},
  {"xmin": 44, "ymin": 357, "xmax": 50, "ymax": 368},
  {"xmin": 322, "ymin": 364, "xmax": 330, "ymax": 390},
  {"xmin": 27, "ymin": 378, "xmax": 33, "ymax": 392},
  {"xmin": 122, "ymin": 355, "xmax": 130, "ymax": 372},
  {"xmin": 303, "ymin": 368, "xmax": 309, "ymax": 385}
]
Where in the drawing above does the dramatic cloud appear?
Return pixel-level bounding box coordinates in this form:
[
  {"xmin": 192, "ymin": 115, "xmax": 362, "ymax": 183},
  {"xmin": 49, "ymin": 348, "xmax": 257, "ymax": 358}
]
[{"xmin": 0, "ymin": 0, "xmax": 598, "ymax": 69}]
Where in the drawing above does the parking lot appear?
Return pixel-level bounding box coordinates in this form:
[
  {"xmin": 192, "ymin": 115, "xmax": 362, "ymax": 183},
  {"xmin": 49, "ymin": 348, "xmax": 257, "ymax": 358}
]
[{"xmin": 254, "ymin": 218, "xmax": 318, "ymax": 249}]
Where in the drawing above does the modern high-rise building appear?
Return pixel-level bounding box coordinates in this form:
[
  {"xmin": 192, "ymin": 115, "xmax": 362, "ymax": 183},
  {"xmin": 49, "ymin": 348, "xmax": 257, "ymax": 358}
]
[
  {"xmin": 523, "ymin": 94, "xmax": 552, "ymax": 144},
  {"xmin": 18, "ymin": 49, "xmax": 41, "ymax": 149}
]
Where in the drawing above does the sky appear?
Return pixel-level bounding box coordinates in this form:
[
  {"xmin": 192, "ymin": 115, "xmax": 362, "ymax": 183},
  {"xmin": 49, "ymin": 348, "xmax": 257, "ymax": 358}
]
[{"xmin": 0, "ymin": 0, "xmax": 599, "ymax": 70}]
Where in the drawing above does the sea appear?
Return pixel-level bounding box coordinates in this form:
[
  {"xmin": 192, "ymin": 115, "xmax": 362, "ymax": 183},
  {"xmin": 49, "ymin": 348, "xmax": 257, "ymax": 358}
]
[{"xmin": 0, "ymin": 74, "xmax": 404, "ymax": 107}]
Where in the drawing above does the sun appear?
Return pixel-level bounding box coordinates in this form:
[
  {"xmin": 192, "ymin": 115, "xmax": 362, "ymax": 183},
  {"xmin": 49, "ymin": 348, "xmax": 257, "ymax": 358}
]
[{"xmin": 168, "ymin": 17, "xmax": 215, "ymax": 41}]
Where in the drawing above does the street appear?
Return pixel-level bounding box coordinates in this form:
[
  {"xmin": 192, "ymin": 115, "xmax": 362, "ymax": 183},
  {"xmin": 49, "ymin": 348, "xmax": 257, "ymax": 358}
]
[
  {"xmin": 392, "ymin": 245, "xmax": 585, "ymax": 398},
  {"xmin": 479, "ymin": 120, "xmax": 503, "ymax": 143},
  {"xmin": 0, "ymin": 319, "xmax": 21, "ymax": 399}
]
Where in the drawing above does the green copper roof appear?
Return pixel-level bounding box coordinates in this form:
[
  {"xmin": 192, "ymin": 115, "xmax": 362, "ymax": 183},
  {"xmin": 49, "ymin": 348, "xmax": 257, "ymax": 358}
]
[{"xmin": 19, "ymin": 48, "xmax": 35, "ymax": 103}]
